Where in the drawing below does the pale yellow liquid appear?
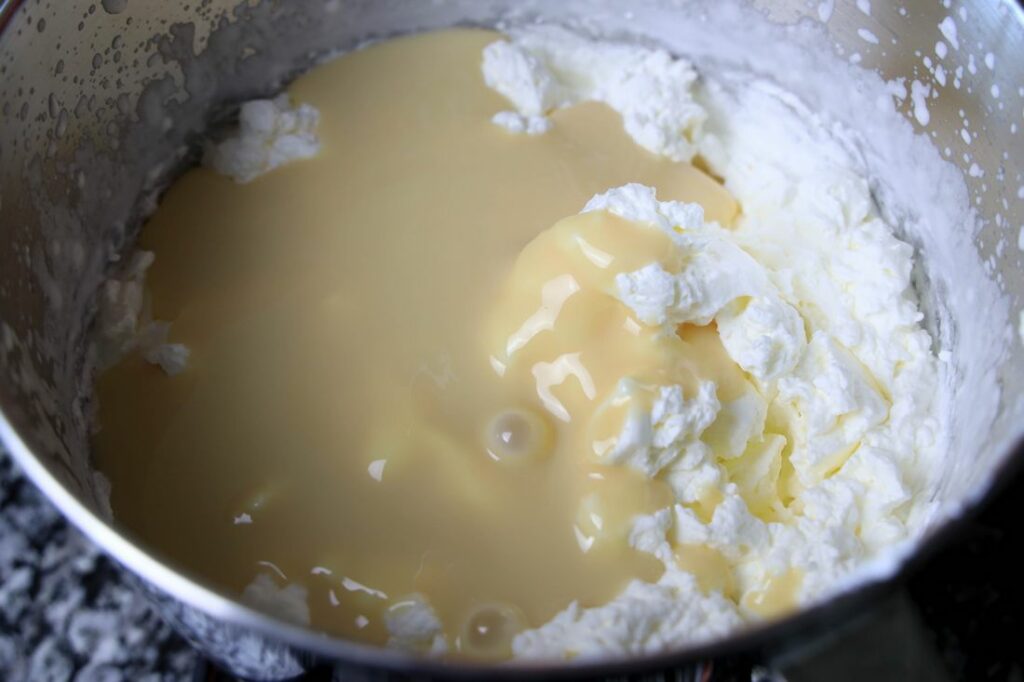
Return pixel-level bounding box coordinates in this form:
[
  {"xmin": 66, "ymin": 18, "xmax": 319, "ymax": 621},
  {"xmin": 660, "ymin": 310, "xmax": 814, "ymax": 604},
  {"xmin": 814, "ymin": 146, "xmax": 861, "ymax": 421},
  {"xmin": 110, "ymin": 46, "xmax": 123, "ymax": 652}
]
[{"xmin": 93, "ymin": 28, "xmax": 746, "ymax": 657}]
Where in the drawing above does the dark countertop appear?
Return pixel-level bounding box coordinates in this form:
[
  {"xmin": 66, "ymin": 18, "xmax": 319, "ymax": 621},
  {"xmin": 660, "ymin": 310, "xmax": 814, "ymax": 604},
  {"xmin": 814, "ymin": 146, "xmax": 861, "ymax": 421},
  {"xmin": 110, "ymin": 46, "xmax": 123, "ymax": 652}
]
[
  {"xmin": 1, "ymin": 443, "xmax": 1023, "ymax": 682},
  {"xmin": 0, "ymin": 451, "xmax": 194, "ymax": 681},
  {"xmin": 905, "ymin": 471, "xmax": 1024, "ymax": 682}
]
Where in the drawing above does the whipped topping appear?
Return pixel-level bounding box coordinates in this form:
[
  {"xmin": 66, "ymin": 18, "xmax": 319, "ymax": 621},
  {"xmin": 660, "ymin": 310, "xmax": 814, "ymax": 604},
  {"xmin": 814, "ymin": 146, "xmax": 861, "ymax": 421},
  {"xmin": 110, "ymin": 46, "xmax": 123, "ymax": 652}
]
[
  {"xmin": 587, "ymin": 184, "xmax": 807, "ymax": 383},
  {"xmin": 491, "ymin": 111, "xmax": 553, "ymax": 136},
  {"xmin": 512, "ymin": 563, "xmax": 742, "ymax": 658},
  {"xmin": 592, "ymin": 379, "xmax": 720, "ymax": 482},
  {"xmin": 95, "ymin": 250, "xmax": 155, "ymax": 364},
  {"xmin": 384, "ymin": 595, "xmax": 447, "ymax": 656},
  {"xmin": 95, "ymin": 251, "xmax": 189, "ymax": 376},
  {"xmin": 506, "ymin": 179, "xmax": 938, "ymax": 657},
  {"xmin": 481, "ymin": 23, "xmax": 940, "ymax": 655},
  {"xmin": 204, "ymin": 94, "xmax": 321, "ymax": 184},
  {"xmin": 137, "ymin": 321, "xmax": 190, "ymax": 377},
  {"xmin": 482, "ymin": 26, "xmax": 705, "ymax": 161},
  {"xmin": 240, "ymin": 573, "xmax": 311, "ymax": 627}
]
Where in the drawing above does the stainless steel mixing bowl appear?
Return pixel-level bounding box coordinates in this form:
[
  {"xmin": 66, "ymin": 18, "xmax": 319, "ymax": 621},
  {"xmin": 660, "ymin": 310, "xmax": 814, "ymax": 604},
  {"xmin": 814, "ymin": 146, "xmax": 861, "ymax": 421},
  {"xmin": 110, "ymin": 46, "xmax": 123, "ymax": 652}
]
[{"xmin": 1, "ymin": 1, "xmax": 1022, "ymax": 679}]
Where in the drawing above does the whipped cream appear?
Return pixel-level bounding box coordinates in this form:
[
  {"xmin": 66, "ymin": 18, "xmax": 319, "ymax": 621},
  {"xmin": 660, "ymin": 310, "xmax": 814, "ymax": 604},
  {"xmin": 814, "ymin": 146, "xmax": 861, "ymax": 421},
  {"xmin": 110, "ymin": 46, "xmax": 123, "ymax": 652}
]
[
  {"xmin": 591, "ymin": 379, "xmax": 720, "ymax": 484},
  {"xmin": 137, "ymin": 321, "xmax": 190, "ymax": 377},
  {"xmin": 509, "ymin": 180, "xmax": 938, "ymax": 658},
  {"xmin": 95, "ymin": 250, "xmax": 155, "ymax": 364},
  {"xmin": 512, "ymin": 562, "xmax": 742, "ymax": 658},
  {"xmin": 482, "ymin": 26, "xmax": 705, "ymax": 161},
  {"xmin": 95, "ymin": 250, "xmax": 189, "ymax": 376},
  {"xmin": 240, "ymin": 573, "xmax": 311, "ymax": 627},
  {"xmin": 204, "ymin": 94, "xmax": 321, "ymax": 184},
  {"xmin": 491, "ymin": 111, "xmax": 553, "ymax": 136},
  {"xmin": 480, "ymin": 27, "xmax": 942, "ymax": 660},
  {"xmin": 384, "ymin": 595, "xmax": 448, "ymax": 656}
]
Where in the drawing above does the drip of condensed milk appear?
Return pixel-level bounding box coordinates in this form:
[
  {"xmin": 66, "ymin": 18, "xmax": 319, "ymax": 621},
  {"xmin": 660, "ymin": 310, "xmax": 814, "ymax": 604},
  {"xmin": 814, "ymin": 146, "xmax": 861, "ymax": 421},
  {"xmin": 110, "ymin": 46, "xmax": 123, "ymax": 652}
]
[{"xmin": 93, "ymin": 28, "xmax": 743, "ymax": 656}]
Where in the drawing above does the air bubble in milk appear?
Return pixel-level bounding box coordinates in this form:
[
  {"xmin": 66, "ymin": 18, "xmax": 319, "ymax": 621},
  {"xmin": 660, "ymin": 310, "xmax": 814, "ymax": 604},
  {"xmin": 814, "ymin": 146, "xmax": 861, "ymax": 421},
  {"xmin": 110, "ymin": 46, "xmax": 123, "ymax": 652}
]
[
  {"xmin": 484, "ymin": 408, "xmax": 552, "ymax": 464},
  {"xmin": 101, "ymin": 0, "xmax": 129, "ymax": 15}
]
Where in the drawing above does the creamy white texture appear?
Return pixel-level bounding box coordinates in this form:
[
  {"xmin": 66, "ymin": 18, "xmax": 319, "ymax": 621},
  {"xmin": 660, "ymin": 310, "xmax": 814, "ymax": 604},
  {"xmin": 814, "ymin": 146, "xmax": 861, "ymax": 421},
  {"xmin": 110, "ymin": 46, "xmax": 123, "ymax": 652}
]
[
  {"xmin": 511, "ymin": 562, "xmax": 742, "ymax": 658},
  {"xmin": 96, "ymin": 250, "xmax": 189, "ymax": 376},
  {"xmin": 384, "ymin": 595, "xmax": 448, "ymax": 656},
  {"xmin": 697, "ymin": 79, "xmax": 942, "ymax": 512},
  {"xmin": 96, "ymin": 250, "xmax": 155, "ymax": 363},
  {"xmin": 491, "ymin": 111, "xmax": 553, "ymax": 135},
  {"xmin": 588, "ymin": 184, "xmax": 807, "ymax": 383},
  {"xmin": 482, "ymin": 26, "xmax": 705, "ymax": 162},
  {"xmin": 483, "ymin": 27, "xmax": 942, "ymax": 660},
  {"xmin": 590, "ymin": 379, "xmax": 720, "ymax": 481},
  {"xmin": 204, "ymin": 94, "xmax": 321, "ymax": 184},
  {"xmin": 510, "ymin": 180, "xmax": 938, "ymax": 658},
  {"xmin": 137, "ymin": 321, "xmax": 190, "ymax": 376},
  {"xmin": 240, "ymin": 573, "xmax": 311, "ymax": 627}
]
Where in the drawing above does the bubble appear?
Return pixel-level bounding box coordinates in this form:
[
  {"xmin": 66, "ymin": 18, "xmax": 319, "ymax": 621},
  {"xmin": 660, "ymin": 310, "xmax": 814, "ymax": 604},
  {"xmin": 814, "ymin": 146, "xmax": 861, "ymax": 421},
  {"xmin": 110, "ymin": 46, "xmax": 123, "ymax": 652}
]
[
  {"xmin": 484, "ymin": 408, "xmax": 551, "ymax": 463},
  {"xmin": 101, "ymin": 0, "xmax": 128, "ymax": 14}
]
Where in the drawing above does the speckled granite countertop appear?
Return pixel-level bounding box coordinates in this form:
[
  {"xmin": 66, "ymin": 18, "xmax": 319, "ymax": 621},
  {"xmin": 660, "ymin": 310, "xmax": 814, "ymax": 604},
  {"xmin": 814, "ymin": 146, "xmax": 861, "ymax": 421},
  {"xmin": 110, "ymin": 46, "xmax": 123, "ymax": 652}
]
[{"xmin": 0, "ymin": 450, "xmax": 195, "ymax": 682}]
